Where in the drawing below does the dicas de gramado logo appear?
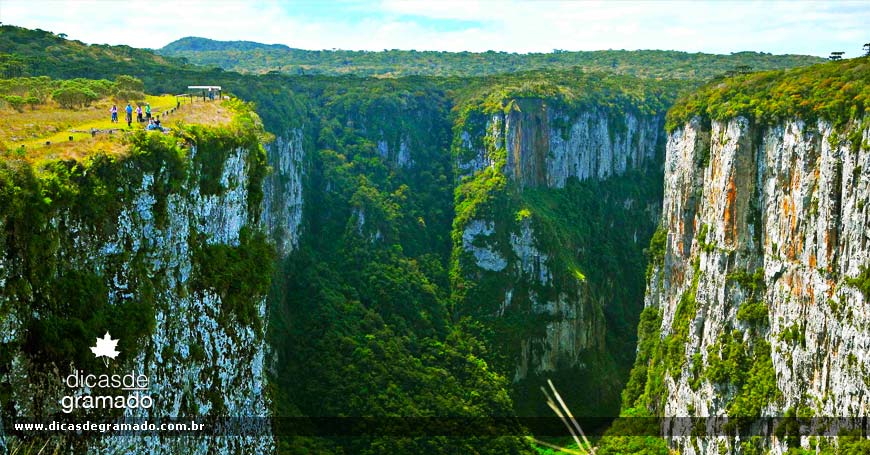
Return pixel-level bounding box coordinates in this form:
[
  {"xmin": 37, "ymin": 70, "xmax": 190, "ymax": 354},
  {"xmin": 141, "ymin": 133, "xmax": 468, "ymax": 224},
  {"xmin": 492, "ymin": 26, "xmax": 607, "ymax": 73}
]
[
  {"xmin": 60, "ymin": 332, "xmax": 154, "ymax": 414},
  {"xmin": 90, "ymin": 332, "xmax": 121, "ymax": 366}
]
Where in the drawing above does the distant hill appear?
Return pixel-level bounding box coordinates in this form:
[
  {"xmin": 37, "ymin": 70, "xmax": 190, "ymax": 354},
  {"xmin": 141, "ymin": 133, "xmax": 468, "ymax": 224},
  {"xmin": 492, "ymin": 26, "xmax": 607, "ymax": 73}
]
[
  {"xmin": 0, "ymin": 25, "xmax": 195, "ymax": 80},
  {"xmin": 161, "ymin": 36, "xmax": 292, "ymax": 53},
  {"xmin": 158, "ymin": 36, "xmax": 826, "ymax": 79}
]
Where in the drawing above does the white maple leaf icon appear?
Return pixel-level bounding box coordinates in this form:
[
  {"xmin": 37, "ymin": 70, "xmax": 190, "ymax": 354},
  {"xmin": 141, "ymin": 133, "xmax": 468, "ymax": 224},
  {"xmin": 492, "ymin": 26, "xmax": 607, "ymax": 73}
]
[{"xmin": 91, "ymin": 332, "xmax": 120, "ymax": 365}]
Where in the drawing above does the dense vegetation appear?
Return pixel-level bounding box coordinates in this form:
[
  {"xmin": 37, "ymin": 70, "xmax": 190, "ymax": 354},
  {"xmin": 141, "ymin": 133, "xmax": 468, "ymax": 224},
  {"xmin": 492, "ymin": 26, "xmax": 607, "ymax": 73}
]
[
  {"xmin": 267, "ymin": 78, "xmax": 535, "ymax": 453},
  {"xmin": 259, "ymin": 71, "xmax": 686, "ymax": 452},
  {"xmin": 450, "ymin": 68, "xmax": 686, "ymax": 121},
  {"xmin": 666, "ymin": 56, "xmax": 870, "ymax": 131},
  {"xmin": 159, "ymin": 36, "xmax": 823, "ymax": 79}
]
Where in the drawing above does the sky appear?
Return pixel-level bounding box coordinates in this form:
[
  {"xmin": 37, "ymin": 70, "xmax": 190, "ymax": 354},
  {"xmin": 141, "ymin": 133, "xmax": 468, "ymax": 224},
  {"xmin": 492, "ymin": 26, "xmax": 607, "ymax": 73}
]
[{"xmin": 2, "ymin": 0, "xmax": 869, "ymax": 57}]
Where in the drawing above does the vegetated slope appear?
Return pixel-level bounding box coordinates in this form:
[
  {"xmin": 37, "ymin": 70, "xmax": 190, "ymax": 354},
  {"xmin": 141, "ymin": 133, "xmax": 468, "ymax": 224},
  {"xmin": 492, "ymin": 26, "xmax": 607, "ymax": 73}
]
[
  {"xmin": 608, "ymin": 57, "xmax": 870, "ymax": 454},
  {"xmin": 158, "ymin": 36, "xmax": 824, "ymax": 79},
  {"xmin": 255, "ymin": 67, "xmax": 696, "ymax": 452}
]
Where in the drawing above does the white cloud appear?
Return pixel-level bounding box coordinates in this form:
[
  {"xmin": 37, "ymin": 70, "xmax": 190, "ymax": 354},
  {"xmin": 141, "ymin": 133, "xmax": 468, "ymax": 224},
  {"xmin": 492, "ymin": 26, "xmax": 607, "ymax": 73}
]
[{"xmin": 1, "ymin": 0, "xmax": 868, "ymax": 57}]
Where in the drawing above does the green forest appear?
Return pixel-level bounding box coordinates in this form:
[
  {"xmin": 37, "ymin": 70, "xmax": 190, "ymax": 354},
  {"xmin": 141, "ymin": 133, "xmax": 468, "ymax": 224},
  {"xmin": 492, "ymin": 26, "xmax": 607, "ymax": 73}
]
[
  {"xmin": 666, "ymin": 55, "xmax": 870, "ymax": 131},
  {"xmin": 158, "ymin": 36, "xmax": 824, "ymax": 79}
]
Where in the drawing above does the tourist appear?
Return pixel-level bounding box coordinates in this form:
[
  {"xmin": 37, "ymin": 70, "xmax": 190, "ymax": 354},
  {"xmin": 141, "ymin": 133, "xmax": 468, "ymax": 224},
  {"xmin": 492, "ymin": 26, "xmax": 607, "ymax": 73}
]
[
  {"xmin": 110, "ymin": 104, "xmax": 118, "ymax": 123},
  {"xmin": 136, "ymin": 105, "xmax": 143, "ymax": 123},
  {"xmin": 145, "ymin": 103, "xmax": 151, "ymax": 120},
  {"xmin": 125, "ymin": 103, "xmax": 133, "ymax": 127}
]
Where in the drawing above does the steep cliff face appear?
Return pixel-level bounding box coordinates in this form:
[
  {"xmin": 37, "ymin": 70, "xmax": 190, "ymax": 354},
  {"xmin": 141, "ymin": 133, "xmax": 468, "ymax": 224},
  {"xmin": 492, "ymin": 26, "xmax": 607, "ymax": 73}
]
[
  {"xmin": 262, "ymin": 128, "xmax": 305, "ymax": 257},
  {"xmin": 636, "ymin": 114, "xmax": 870, "ymax": 454},
  {"xmin": 458, "ymin": 100, "xmax": 662, "ymax": 187},
  {"xmin": 452, "ymin": 88, "xmax": 670, "ymax": 416},
  {"xmin": 0, "ymin": 109, "xmax": 276, "ymax": 454}
]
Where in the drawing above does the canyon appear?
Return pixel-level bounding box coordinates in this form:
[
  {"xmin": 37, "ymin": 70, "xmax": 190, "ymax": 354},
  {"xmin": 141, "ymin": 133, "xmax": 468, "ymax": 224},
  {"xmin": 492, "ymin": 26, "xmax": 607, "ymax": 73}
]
[{"xmin": 0, "ymin": 26, "xmax": 868, "ymax": 454}]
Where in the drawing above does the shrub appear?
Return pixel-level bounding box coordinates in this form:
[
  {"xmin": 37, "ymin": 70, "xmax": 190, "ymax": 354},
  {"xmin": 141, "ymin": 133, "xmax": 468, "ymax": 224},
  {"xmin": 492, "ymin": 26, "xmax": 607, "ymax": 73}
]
[
  {"xmin": 191, "ymin": 227, "xmax": 274, "ymax": 331},
  {"xmin": 3, "ymin": 94, "xmax": 25, "ymax": 112},
  {"xmin": 736, "ymin": 300, "xmax": 769, "ymax": 327},
  {"xmin": 845, "ymin": 265, "xmax": 870, "ymax": 299},
  {"xmin": 645, "ymin": 227, "xmax": 667, "ymax": 279}
]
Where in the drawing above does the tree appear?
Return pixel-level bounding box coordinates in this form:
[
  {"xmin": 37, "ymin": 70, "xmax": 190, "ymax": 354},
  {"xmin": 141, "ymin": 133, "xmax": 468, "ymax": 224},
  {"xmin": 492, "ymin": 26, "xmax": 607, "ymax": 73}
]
[
  {"xmin": 113, "ymin": 74, "xmax": 145, "ymax": 102},
  {"xmin": 864, "ymin": 43, "xmax": 870, "ymax": 57},
  {"xmin": 25, "ymin": 96, "xmax": 40, "ymax": 110},
  {"xmin": 52, "ymin": 85, "xmax": 98, "ymax": 108},
  {"xmin": 114, "ymin": 74, "xmax": 144, "ymax": 92},
  {"xmin": 735, "ymin": 64, "xmax": 753, "ymax": 74},
  {"xmin": 829, "ymin": 51, "xmax": 845, "ymax": 61}
]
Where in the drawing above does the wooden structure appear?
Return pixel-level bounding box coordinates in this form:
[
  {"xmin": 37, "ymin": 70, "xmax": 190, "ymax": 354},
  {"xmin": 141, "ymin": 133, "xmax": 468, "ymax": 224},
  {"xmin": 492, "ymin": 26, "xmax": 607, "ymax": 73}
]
[{"xmin": 187, "ymin": 85, "xmax": 222, "ymax": 101}]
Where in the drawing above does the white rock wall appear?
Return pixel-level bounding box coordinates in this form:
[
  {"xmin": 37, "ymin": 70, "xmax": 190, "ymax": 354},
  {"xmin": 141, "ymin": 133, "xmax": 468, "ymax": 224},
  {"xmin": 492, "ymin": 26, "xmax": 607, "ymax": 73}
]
[
  {"xmin": 262, "ymin": 129, "xmax": 305, "ymax": 257},
  {"xmin": 652, "ymin": 116, "xmax": 870, "ymax": 454},
  {"xmin": 456, "ymin": 105, "xmax": 661, "ymax": 188}
]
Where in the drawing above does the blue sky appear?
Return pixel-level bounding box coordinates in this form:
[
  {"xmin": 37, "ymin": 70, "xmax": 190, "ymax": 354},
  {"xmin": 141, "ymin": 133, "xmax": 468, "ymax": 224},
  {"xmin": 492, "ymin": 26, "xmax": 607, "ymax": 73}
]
[{"xmin": 2, "ymin": 0, "xmax": 869, "ymax": 57}]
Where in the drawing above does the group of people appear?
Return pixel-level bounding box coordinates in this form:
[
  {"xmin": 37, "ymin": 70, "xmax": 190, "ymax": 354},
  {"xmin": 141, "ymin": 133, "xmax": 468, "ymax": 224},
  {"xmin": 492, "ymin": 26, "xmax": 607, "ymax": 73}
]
[
  {"xmin": 145, "ymin": 116, "xmax": 166, "ymax": 132},
  {"xmin": 110, "ymin": 102, "xmax": 162, "ymax": 130}
]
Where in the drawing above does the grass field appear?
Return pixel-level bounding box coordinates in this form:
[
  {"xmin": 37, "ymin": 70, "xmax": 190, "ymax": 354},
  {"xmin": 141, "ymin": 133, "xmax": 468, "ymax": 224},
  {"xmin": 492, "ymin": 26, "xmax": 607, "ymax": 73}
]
[{"xmin": 0, "ymin": 94, "xmax": 233, "ymax": 163}]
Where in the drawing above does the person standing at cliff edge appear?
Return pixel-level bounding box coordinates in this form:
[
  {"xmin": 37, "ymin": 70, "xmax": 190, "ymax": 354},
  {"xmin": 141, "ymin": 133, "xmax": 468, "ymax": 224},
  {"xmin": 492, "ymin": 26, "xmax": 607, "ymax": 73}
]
[{"xmin": 125, "ymin": 103, "xmax": 133, "ymax": 127}]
